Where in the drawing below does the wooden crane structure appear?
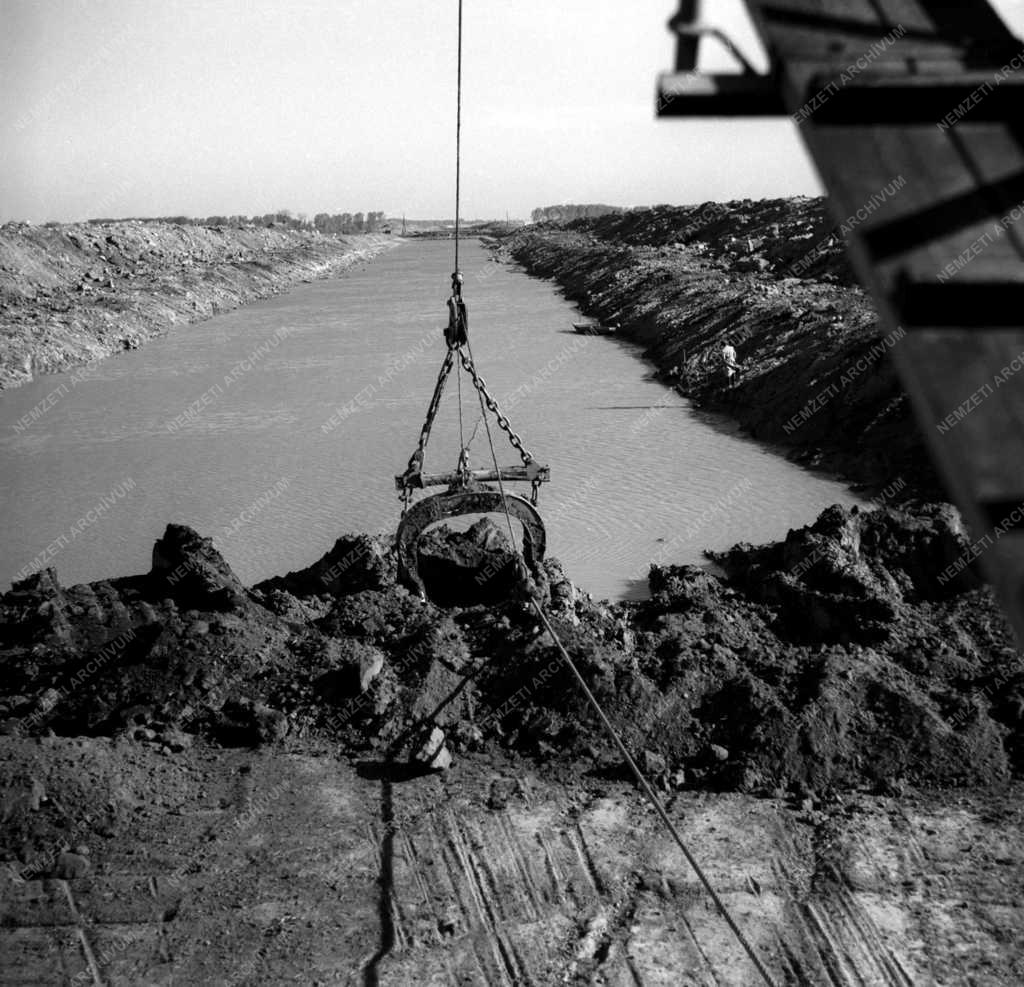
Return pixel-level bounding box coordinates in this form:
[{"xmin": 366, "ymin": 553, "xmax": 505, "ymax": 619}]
[{"xmin": 658, "ymin": 0, "xmax": 1024, "ymax": 644}]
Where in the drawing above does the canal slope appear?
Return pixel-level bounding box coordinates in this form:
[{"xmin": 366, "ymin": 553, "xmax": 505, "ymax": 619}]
[
  {"xmin": 500, "ymin": 199, "xmax": 941, "ymax": 499},
  {"xmin": 0, "ymin": 221, "xmax": 396, "ymax": 388}
]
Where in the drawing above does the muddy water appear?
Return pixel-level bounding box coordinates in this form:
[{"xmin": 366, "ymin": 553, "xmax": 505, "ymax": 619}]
[{"xmin": 0, "ymin": 239, "xmax": 862, "ymax": 600}]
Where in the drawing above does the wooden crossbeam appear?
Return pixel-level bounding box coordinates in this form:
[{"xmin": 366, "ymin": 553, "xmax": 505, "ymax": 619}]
[
  {"xmin": 657, "ymin": 72, "xmax": 786, "ymax": 115},
  {"xmin": 806, "ymin": 71, "xmax": 1024, "ymax": 123},
  {"xmin": 395, "ymin": 464, "xmax": 550, "ymax": 491}
]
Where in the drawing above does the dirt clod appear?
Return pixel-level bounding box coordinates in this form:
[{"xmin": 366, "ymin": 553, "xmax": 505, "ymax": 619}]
[
  {"xmin": 54, "ymin": 850, "xmax": 90, "ymax": 879},
  {"xmin": 1, "ymin": 507, "xmax": 1020, "ymax": 811}
]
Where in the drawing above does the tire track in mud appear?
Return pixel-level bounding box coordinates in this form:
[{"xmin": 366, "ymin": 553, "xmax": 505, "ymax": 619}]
[
  {"xmin": 767, "ymin": 820, "xmax": 916, "ymax": 987},
  {"xmin": 9, "ymin": 748, "xmax": 1021, "ymax": 986},
  {"xmin": 366, "ymin": 792, "xmax": 801, "ymax": 986},
  {"xmin": 364, "ymin": 799, "xmax": 616, "ymax": 985},
  {"xmin": 441, "ymin": 813, "xmax": 525, "ymax": 985}
]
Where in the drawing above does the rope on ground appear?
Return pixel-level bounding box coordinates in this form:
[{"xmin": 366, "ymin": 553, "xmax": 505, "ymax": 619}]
[
  {"xmin": 526, "ymin": 602, "xmax": 778, "ymax": 987},
  {"xmin": 464, "ymin": 343, "xmax": 778, "ymax": 987}
]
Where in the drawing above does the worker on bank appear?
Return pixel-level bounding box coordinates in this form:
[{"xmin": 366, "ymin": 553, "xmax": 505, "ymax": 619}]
[{"xmin": 722, "ymin": 340, "xmax": 740, "ymax": 388}]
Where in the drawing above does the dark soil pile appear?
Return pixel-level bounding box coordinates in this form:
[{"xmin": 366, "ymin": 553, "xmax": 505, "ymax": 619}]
[
  {"xmin": 416, "ymin": 519, "xmax": 522, "ymax": 606},
  {"xmin": 2, "ymin": 509, "xmax": 1021, "ymax": 805},
  {"xmin": 0, "ymin": 221, "xmax": 395, "ymax": 388},
  {"xmin": 499, "ymin": 200, "xmax": 939, "ymax": 498}
]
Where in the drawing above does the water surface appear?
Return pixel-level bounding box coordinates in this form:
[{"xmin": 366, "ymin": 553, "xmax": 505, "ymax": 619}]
[{"xmin": 0, "ymin": 239, "xmax": 862, "ymax": 599}]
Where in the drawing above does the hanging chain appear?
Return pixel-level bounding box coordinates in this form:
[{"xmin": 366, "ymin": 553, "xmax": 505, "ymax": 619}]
[
  {"xmin": 456, "ymin": 342, "xmax": 466, "ymax": 455},
  {"xmin": 398, "ymin": 0, "xmax": 546, "ymax": 508},
  {"xmin": 391, "ymin": 4, "xmax": 774, "ymax": 978},
  {"xmin": 398, "ymin": 347, "xmax": 456, "ymax": 509},
  {"xmin": 455, "ymin": 348, "xmax": 535, "ymax": 468}
]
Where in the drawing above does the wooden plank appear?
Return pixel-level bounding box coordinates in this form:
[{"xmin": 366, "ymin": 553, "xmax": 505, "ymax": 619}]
[
  {"xmin": 756, "ymin": 0, "xmax": 1018, "ymax": 46},
  {"xmin": 896, "ymin": 283, "xmax": 1024, "ymax": 326},
  {"xmin": 805, "ymin": 73, "xmax": 1024, "ymax": 123},
  {"xmin": 902, "ymin": 256, "xmax": 1024, "ymax": 284},
  {"xmin": 894, "ymin": 329, "xmax": 1024, "ymax": 628},
  {"xmin": 910, "ymin": 0, "xmax": 1019, "ymax": 47},
  {"xmin": 805, "ymin": 122, "xmax": 1024, "ymax": 298},
  {"xmin": 780, "ymin": 119, "xmax": 1023, "ymax": 285},
  {"xmin": 788, "ymin": 121, "xmax": 986, "ymax": 277},
  {"xmin": 751, "ymin": 0, "xmax": 1020, "ymax": 69},
  {"xmin": 946, "ymin": 123, "xmax": 1024, "ymax": 258},
  {"xmin": 752, "ymin": 4, "xmax": 1000, "ymax": 62},
  {"xmin": 895, "ymin": 329, "xmax": 1024, "ymax": 500},
  {"xmin": 742, "ymin": 0, "xmax": 1024, "ymax": 642},
  {"xmin": 874, "ymin": 0, "xmax": 935, "ymax": 36},
  {"xmin": 395, "ymin": 465, "xmax": 550, "ymax": 491},
  {"xmin": 657, "ymin": 73, "xmax": 786, "ymax": 116},
  {"xmin": 797, "ymin": 115, "xmax": 1024, "ymax": 463}
]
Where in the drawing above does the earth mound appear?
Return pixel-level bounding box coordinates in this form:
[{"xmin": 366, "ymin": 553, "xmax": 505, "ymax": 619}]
[
  {"xmin": 1, "ymin": 506, "xmax": 1020, "ymax": 807},
  {"xmin": 0, "ymin": 220, "xmax": 394, "ymax": 387}
]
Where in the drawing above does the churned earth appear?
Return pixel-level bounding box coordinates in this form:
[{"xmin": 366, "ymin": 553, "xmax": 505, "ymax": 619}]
[{"xmin": 2, "ymin": 508, "xmax": 1022, "ymax": 984}]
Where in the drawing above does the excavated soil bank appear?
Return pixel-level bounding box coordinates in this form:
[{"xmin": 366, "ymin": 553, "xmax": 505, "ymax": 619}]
[
  {"xmin": 2, "ymin": 503, "xmax": 1021, "ymax": 855},
  {"xmin": 499, "ymin": 199, "xmax": 941, "ymax": 499},
  {"xmin": 0, "ymin": 221, "xmax": 396, "ymax": 388}
]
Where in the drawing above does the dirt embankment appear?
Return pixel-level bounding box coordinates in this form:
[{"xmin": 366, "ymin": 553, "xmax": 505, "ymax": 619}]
[
  {"xmin": 2, "ymin": 502, "xmax": 1021, "ymax": 857},
  {"xmin": 2, "ymin": 515, "xmax": 1022, "ymax": 982},
  {"xmin": 500, "ymin": 199, "xmax": 940, "ymax": 499},
  {"xmin": 0, "ymin": 221, "xmax": 397, "ymax": 388}
]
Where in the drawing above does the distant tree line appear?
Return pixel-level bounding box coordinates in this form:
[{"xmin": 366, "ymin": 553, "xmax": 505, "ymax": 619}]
[
  {"xmin": 530, "ymin": 203, "xmax": 625, "ymax": 223},
  {"xmin": 312, "ymin": 211, "xmax": 386, "ymax": 234},
  {"xmin": 86, "ymin": 209, "xmax": 388, "ymax": 233}
]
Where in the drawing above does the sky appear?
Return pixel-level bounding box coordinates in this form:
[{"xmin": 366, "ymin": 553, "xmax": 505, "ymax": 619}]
[{"xmin": 2, "ymin": 0, "xmax": 1023, "ymax": 223}]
